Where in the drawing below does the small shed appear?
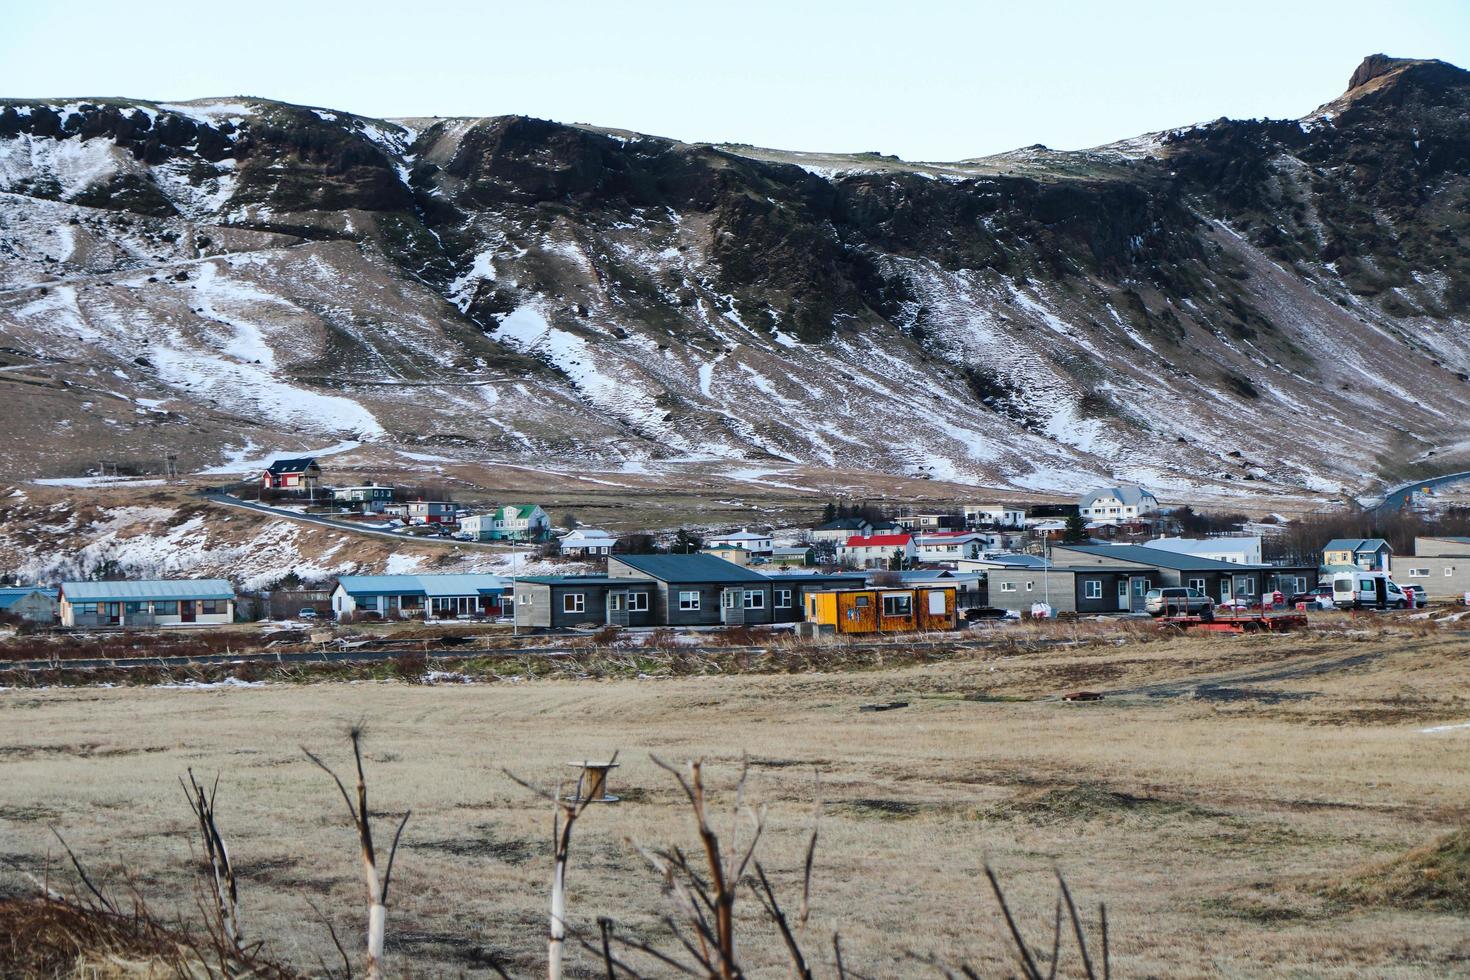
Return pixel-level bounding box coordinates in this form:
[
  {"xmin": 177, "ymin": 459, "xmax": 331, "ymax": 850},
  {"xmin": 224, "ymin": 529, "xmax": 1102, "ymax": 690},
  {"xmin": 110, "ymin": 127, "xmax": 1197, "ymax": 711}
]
[{"xmin": 804, "ymin": 586, "xmax": 957, "ymax": 634}]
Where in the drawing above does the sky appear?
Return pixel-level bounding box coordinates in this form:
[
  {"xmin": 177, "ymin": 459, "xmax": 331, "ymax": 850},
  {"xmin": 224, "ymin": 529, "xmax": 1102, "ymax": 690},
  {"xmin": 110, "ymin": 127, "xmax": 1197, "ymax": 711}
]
[{"xmin": 1, "ymin": 1, "xmax": 1464, "ymax": 160}]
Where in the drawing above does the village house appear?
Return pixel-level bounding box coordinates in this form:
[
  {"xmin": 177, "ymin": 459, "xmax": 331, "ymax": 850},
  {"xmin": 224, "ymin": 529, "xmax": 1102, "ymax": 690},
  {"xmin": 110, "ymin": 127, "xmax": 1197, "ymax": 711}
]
[
  {"xmin": 1321, "ymin": 538, "xmax": 1392, "ymax": 572},
  {"xmin": 703, "ymin": 528, "xmax": 774, "ymax": 555},
  {"xmin": 893, "ymin": 513, "xmax": 964, "ymax": 532},
  {"xmin": 513, "ymin": 575, "xmax": 659, "ymax": 630},
  {"xmin": 559, "ymin": 528, "xmax": 617, "ymax": 556},
  {"xmin": 492, "ymin": 504, "xmax": 551, "ymax": 542},
  {"xmin": 839, "ymin": 533, "xmax": 916, "ymax": 569},
  {"xmin": 811, "ymin": 517, "xmax": 874, "ymax": 544},
  {"xmin": 1078, "ymin": 485, "xmax": 1160, "ymax": 522},
  {"xmin": 1049, "ymin": 544, "xmax": 1316, "ymax": 609},
  {"xmin": 912, "ymin": 530, "xmax": 989, "ymax": 564},
  {"xmin": 702, "ymin": 544, "xmax": 755, "ymax": 566},
  {"xmin": 407, "ymin": 500, "xmax": 457, "ymax": 525},
  {"xmin": 1142, "ymin": 535, "xmax": 1262, "ymax": 565},
  {"xmin": 331, "ymin": 574, "xmax": 509, "ymax": 620},
  {"xmin": 58, "ymin": 580, "xmax": 235, "ymax": 628},
  {"xmin": 261, "ymin": 458, "xmax": 321, "ymax": 493},
  {"xmin": 333, "ymin": 484, "xmax": 395, "ymax": 513},
  {"xmin": 457, "ymin": 514, "xmax": 494, "ymax": 541},
  {"xmin": 611, "ymin": 554, "xmax": 860, "ymax": 627},
  {"xmin": 769, "ymin": 546, "xmax": 814, "ymax": 568},
  {"xmin": 889, "ymin": 569, "xmax": 988, "ymax": 610},
  {"xmin": 1398, "ymin": 537, "xmax": 1470, "ymax": 598},
  {"xmin": 984, "ymin": 561, "xmax": 1139, "ymax": 616},
  {"xmin": 0, "ymin": 586, "xmax": 58, "ymax": 624},
  {"xmin": 963, "ymin": 505, "xmax": 1027, "ymax": 529}
]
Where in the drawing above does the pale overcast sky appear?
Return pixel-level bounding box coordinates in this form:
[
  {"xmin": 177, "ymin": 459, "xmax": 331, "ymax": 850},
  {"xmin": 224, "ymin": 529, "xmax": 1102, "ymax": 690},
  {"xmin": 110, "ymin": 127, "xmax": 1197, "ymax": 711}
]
[{"xmin": 1, "ymin": 1, "xmax": 1463, "ymax": 160}]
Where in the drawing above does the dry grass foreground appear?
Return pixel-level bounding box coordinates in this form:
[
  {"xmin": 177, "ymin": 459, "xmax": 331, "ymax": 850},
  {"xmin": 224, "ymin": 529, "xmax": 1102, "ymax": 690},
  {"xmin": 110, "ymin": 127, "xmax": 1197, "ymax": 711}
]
[{"xmin": 3, "ymin": 628, "xmax": 1470, "ymax": 976}]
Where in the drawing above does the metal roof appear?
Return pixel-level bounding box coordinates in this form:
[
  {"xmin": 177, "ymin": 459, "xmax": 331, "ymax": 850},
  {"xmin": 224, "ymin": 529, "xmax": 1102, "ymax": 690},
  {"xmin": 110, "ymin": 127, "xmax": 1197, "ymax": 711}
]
[
  {"xmin": 1323, "ymin": 538, "xmax": 1391, "ymax": 552},
  {"xmin": 0, "ymin": 587, "xmax": 57, "ymax": 609},
  {"xmin": 516, "ymin": 576, "xmax": 655, "ymax": 586},
  {"xmin": 843, "ymin": 534, "xmax": 912, "ymax": 547},
  {"xmin": 61, "ymin": 579, "xmax": 235, "ymax": 602},
  {"xmin": 1054, "ymin": 545, "xmax": 1264, "ymax": 572},
  {"xmin": 336, "ymin": 574, "xmax": 508, "ymax": 597},
  {"xmin": 1079, "ymin": 485, "xmax": 1157, "ymax": 508},
  {"xmin": 264, "ymin": 457, "xmax": 317, "ymax": 474},
  {"xmin": 610, "ymin": 553, "xmax": 768, "ymax": 584}
]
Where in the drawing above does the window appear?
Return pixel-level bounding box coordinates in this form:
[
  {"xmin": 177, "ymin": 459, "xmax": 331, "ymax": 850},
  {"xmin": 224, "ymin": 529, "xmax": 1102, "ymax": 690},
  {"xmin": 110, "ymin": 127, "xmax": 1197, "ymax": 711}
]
[
  {"xmin": 1448, "ymin": 567, "xmax": 1457, "ymax": 576},
  {"xmin": 518, "ymin": 592, "xmax": 532, "ymax": 606},
  {"xmin": 154, "ymin": 600, "xmax": 178, "ymax": 616},
  {"xmin": 563, "ymin": 593, "xmax": 585, "ymax": 613},
  {"xmin": 775, "ymin": 589, "xmax": 792, "ymax": 609},
  {"xmin": 1083, "ymin": 580, "xmax": 1102, "ymax": 599},
  {"xmin": 743, "ymin": 590, "xmax": 765, "ymax": 609},
  {"xmin": 1187, "ymin": 578, "xmax": 1206, "ymax": 593},
  {"xmin": 628, "ymin": 592, "xmax": 649, "ymax": 612},
  {"xmin": 1000, "ymin": 583, "xmax": 1017, "ymax": 593},
  {"xmin": 125, "ymin": 602, "xmax": 146, "ymax": 614},
  {"xmin": 881, "ymin": 593, "xmax": 912, "ymax": 617},
  {"xmin": 679, "ymin": 591, "xmax": 700, "ymax": 611},
  {"xmin": 1025, "ymin": 580, "xmax": 1035, "ymax": 592},
  {"xmin": 1410, "ymin": 568, "xmax": 1429, "ymax": 578},
  {"xmin": 854, "ymin": 595, "xmax": 870, "ymax": 607},
  {"xmin": 1118, "ymin": 580, "xmax": 1128, "ymax": 598},
  {"xmin": 200, "ymin": 600, "xmax": 223, "ymax": 615}
]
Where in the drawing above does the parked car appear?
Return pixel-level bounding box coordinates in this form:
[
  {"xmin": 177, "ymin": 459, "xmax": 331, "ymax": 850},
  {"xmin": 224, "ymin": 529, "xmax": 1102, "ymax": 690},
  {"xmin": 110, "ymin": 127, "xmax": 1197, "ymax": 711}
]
[
  {"xmin": 1329, "ymin": 570, "xmax": 1411, "ymax": 609},
  {"xmin": 1399, "ymin": 584, "xmax": 1428, "ymax": 608},
  {"xmin": 1145, "ymin": 587, "xmax": 1214, "ymax": 617},
  {"xmin": 298, "ymin": 608, "xmax": 319, "ymax": 620},
  {"xmin": 1290, "ymin": 585, "xmax": 1334, "ymax": 607}
]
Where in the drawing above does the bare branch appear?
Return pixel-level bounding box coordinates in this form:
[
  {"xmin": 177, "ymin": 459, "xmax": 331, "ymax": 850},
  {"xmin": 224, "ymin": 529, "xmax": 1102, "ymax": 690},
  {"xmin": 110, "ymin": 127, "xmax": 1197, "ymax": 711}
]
[
  {"xmin": 984, "ymin": 865, "xmax": 1041, "ymax": 980},
  {"xmin": 1057, "ymin": 871, "xmax": 1095, "ymax": 980}
]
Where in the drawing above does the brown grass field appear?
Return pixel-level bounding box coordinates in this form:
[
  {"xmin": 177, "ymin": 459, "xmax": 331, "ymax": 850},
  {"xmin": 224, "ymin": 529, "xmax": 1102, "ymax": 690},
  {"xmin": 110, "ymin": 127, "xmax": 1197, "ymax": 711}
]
[{"xmin": 3, "ymin": 623, "xmax": 1470, "ymax": 976}]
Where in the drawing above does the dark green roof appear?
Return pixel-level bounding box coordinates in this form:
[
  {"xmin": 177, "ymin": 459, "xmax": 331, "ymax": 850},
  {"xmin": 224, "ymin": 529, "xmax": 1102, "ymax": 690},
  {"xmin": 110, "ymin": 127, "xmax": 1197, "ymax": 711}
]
[
  {"xmin": 1055, "ymin": 545, "xmax": 1265, "ymax": 572},
  {"xmin": 611, "ymin": 553, "xmax": 768, "ymax": 584}
]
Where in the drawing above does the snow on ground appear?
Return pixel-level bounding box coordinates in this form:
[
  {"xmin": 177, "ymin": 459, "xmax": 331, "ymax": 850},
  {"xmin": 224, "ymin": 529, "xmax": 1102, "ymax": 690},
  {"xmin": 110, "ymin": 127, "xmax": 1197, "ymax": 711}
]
[
  {"xmin": 31, "ymin": 476, "xmax": 165, "ymax": 488},
  {"xmin": 198, "ymin": 439, "xmax": 364, "ymax": 475}
]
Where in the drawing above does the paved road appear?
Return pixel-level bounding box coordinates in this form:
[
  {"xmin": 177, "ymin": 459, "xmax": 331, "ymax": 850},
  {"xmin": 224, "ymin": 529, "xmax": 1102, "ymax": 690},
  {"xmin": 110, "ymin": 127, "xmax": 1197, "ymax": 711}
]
[
  {"xmin": 198, "ymin": 490, "xmax": 516, "ymax": 551},
  {"xmin": 1375, "ymin": 470, "xmax": 1470, "ymax": 513}
]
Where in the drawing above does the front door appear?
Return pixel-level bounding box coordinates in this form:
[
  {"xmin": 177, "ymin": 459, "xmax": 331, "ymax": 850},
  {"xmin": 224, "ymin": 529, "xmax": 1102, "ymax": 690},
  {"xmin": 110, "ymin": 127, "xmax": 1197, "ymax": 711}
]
[
  {"xmin": 721, "ymin": 588, "xmax": 745, "ymax": 625},
  {"xmin": 606, "ymin": 592, "xmax": 630, "ymax": 627},
  {"xmin": 181, "ymin": 601, "xmax": 196, "ymax": 624}
]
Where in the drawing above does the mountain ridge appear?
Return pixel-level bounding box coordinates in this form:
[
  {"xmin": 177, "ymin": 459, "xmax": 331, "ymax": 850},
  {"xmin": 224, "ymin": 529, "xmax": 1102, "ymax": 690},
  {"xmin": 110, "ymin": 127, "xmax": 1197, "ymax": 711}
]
[{"xmin": 0, "ymin": 55, "xmax": 1466, "ymax": 498}]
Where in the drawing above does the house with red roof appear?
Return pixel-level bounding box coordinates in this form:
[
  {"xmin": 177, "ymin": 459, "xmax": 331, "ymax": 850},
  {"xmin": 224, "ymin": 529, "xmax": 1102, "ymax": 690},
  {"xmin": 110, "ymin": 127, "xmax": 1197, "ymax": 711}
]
[{"xmin": 838, "ymin": 533, "xmax": 916, "ymax": 569}]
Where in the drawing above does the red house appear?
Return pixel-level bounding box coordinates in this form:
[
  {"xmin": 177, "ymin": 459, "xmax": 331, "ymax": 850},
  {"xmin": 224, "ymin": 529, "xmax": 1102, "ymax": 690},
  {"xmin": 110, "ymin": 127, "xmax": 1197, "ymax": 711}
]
[{"xmin": 261, "ymin": 457, "xmax": 321, "ymax": 492}]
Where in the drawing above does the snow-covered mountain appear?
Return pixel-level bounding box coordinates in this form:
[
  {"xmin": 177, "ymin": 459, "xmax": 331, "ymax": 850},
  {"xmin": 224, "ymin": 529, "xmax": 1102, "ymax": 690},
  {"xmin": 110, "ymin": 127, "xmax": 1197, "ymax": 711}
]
[{"xmin": 1, "ymin": 54, "xmax": 1466, "ymax": 497}]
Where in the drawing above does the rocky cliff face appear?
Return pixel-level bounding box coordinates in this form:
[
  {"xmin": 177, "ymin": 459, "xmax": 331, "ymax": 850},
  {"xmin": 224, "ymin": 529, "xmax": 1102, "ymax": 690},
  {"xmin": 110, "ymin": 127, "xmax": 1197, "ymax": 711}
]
[{"xmin": 0, "ymin": 55, "xmax": 1466, "ymax": 497}]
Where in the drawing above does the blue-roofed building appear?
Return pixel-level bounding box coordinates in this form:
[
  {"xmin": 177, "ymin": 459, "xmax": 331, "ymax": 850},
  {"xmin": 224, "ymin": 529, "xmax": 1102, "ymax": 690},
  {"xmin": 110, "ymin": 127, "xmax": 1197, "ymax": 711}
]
[
  {"xmin": 331, "ymin": 574, "xmax": 510, "ymax": 621},
  {"xmin": 0, "ymin": 586, "xmax": 59, "ymax": 625},
  {"xmin": 608, "ymin": 553, "xmax": 862, "ymax": 627},
  {"xmin": 58, "ymin": 580, "xmax": 235, "ymax": 628}
]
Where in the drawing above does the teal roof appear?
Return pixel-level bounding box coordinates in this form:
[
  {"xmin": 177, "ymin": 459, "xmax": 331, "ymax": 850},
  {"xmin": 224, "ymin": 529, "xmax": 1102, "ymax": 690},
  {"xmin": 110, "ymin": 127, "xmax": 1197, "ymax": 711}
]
[
  {"xmin": 0, "ymin": 587, "xmax": 57, "ymax": 609},
  {"xmin": 61, "ymin": 579, "xmax": 234, "ymax": 602},
  {"xmin": 612, "ymin": 553, "xmax": 768, "ymax": 584},
  {"xmin": 336, "ymin": 574, "xmax": 508, "ymax": 597},
  {"xmin": 1323, "ymin": 538, "xmax": 1390, "ymax": 552}
]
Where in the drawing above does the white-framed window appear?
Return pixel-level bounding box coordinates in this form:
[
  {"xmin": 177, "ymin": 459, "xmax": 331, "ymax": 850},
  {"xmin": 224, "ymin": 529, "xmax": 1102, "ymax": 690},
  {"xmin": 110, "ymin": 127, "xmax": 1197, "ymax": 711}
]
[
  {"xmin": 518, "ymin": 592, "xmax": 533, "ymax": 606},
  {"xmin": 1000, "ymin": 583, "xmax": 1017, "ymax": 593},
  {"xmin": 775, "ymin": 589, "xmax": 792, "ymax": 609},
  {"xmin": 743, "ymin": 590, "xmax": 765, "ymax": 609},
  {"xmin": 1118, "ymin": 580, "xmax": 1128, "ymax": 598},
  {"xmin": 563, "ymin": 593, "xmax": 585, "ymax": 613},
  {"xmin": 1026, "ymin": 580, "xmax": 1035, "ymax": 592},
  {"xmin": 1410, "ymin": 568, "xmax": 1429, "ymax": 578},
  {"xmin": 881, "ymin": 593, "xmax": 912, "ymax": 617},
  {"xmin": 1083, "ymin": 580, "xmax": 1102, "ymax": 599},
  {"xmin": 628, "ymin": 592, "xmax": 649, "ymax": 611},
  {"xmin": 1188, "ymin": 578, "xmax": 1207, "ymax": 592},
  {"xmin": 679, "ymin": 591, "xmax": 700, "ymax": 611}
]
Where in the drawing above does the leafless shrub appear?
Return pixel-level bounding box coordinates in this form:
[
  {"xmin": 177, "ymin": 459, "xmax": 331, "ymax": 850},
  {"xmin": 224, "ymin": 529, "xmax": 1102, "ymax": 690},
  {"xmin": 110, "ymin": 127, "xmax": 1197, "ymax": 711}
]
[{"xmin": 303, "ymin": 728, "xmax": 411, "ymax": 980}]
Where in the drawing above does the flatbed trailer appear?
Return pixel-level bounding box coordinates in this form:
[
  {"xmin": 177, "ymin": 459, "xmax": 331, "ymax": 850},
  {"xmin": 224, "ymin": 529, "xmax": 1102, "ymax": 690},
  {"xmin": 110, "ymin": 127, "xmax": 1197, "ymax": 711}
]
[{"xmin": 1157, "ymin": 612, "xmax": 1309, "ymax": 634}]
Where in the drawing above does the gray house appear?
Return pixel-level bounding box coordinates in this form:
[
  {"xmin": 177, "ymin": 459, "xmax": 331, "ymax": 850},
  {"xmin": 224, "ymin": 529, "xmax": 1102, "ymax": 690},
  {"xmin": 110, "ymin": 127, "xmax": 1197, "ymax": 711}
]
[
  {"xmin": 513, "ymin": 575, "xmax": 658, "ymax": 630},
  {"xmin": 985, "ymin": 563, "xmax": 1137, "ymax": 615},
  {"xmin": 1049, "ymin": 544, "xmax": 1316, "ymax": 609},
  {"xmin": 1401, "ymin": 537, "xmax": 1470, "ymax": 600},
  {"xmin": 609, "ymin": 554, "xmax": 861, "ymax": 627}
]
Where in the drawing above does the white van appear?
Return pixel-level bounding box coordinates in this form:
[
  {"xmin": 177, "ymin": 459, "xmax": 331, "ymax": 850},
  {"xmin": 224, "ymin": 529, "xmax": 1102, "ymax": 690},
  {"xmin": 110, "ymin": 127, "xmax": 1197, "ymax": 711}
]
[{"xmin": 1329, "ymin": 570, "xmax": 1409, "ymax": 609}]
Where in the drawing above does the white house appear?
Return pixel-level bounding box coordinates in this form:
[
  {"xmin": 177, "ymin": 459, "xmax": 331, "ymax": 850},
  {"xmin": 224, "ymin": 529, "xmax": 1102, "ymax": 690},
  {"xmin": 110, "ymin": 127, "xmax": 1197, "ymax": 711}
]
[
  {"xmin": 59, "ymin": 580, "xmax": 235, "ymax": 628},
  {"xmin": 963, "ymin": 505, "xmax": 1027, "ymax": 529},
  {"xmin": 704, "ymin": 528, "xmax": 774, "ymax": 555},
  {"xmin": 458, "ymin": 514, "xmax": 494, "ymax": 541},
  {"xmin": 1141, "ymin": 535, "xmax": 1262, "ymax": 565},
  {"xmin": 912, "ymin": 531, "xmax": 989, "ymax": 564},
  {"xmin": 560, "ymin": 528, "xmax": 616, "ymax": 556},
  {"xmin": 491, "ymin": 504, "xmax": 551, "ymax": 541},
  {"xmin": 838, "ymin": 534, "xmax": 916, "ymax": 569},
  {"xmin": 1078, "ymin": 485, "xmax": 1160, "ymax": 521}
]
